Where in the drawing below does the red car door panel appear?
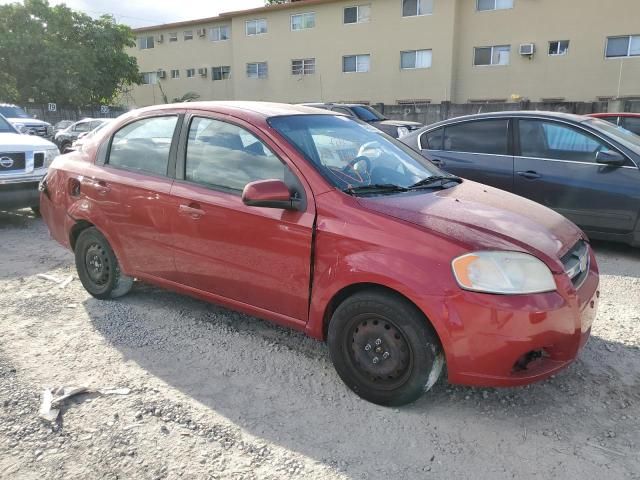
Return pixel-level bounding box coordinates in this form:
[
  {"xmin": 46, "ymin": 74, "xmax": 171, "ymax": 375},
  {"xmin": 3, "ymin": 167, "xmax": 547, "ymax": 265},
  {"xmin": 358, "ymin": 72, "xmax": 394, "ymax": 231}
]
[
  {"xmin": 170, "ymin": 182, "xmax": 314, "ymax": 321},
  {"xmin": 168, "ymin": 114, "xmax": 315, "ymax": 322}
]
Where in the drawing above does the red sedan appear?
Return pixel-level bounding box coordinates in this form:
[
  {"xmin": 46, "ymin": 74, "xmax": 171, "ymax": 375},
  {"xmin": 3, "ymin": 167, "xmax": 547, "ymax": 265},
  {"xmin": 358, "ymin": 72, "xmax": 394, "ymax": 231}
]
[
  {"xmin": 588, "ymin": 112, "xmax": 640, "ymax": 136},
  {"xmin": 40, "ymin": 102, "xmax": 599, "ymax": 406}
]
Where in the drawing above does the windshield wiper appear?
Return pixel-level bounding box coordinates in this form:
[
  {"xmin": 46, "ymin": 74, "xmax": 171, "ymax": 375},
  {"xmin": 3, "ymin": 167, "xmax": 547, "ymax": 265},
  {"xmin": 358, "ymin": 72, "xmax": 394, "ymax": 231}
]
[
  {"xmin": 409, "ymin": 175, "xmax": 463, "ymax": 190},
  {"xmin": 344, "ymin": 184, "xmax": 409, "ymax": 196}
]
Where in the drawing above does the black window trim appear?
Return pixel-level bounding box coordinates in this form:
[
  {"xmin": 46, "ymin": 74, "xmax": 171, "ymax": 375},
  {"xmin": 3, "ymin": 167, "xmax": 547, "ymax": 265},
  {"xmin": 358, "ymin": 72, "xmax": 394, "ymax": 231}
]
[
  {"xmin": 99, "ymin": 113, "xmax": 185, "ymax": 179},
  {"xmin": 175, "ymin": 112, "xmax": 307, "ymax": 203}
]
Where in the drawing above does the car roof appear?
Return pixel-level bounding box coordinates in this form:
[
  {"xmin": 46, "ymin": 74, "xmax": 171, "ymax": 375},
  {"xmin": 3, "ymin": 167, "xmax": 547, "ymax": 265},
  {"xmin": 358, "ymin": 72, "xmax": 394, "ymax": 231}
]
[
  {"xmin": 137, "ymin": 101, "xmax": 337, "ymax": 119},
  {"xmin": 420, "ymin": 110, "xmax": 592, "ymax": 130}
]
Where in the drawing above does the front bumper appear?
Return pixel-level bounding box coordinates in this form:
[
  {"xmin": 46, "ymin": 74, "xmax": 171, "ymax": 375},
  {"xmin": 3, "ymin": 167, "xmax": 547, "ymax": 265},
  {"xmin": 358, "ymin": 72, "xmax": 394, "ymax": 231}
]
[
  {"xmin": 433, "ymin": 248, "xmax": 599, "ymax": 387},
  {"xmin": 0, "ymin": 173, "xmax": 46, "ymax": 209}
]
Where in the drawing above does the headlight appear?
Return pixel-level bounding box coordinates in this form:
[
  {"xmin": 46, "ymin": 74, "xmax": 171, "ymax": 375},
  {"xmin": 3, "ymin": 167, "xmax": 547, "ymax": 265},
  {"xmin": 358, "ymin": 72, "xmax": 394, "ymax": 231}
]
[
  {"xmin": 451, "ymin": 251, "xmax": 556, "ymax": 294},
  {"xmin": 397, "ymin": 126, "xmax": 410, "ymax": 138},
  {"xmin": 44, "ymin": 148, "xmax": 59, "ymax": 167}
]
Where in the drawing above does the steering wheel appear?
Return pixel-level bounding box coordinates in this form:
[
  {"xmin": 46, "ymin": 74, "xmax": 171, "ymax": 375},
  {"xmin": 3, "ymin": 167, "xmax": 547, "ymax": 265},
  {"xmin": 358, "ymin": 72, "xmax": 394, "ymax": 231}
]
[{"xmin": 342, "ymin": 155, "xmax": 372, "ymax": 177}]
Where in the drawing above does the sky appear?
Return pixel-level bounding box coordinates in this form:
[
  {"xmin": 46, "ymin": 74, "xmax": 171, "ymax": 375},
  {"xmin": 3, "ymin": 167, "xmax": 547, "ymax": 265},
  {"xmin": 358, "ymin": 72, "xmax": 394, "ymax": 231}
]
[{"xmin": 0, "ymin": 0, "xmax": 266, "ymax": 27}]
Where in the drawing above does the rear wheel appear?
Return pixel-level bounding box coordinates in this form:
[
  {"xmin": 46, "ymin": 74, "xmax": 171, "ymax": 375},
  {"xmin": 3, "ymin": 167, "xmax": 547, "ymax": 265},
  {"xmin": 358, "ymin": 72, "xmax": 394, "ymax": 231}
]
[
  {"xmin": 328, "ymin": 290, "xmax": 444, "ymax": 406},
  {"xmin": 60, "ymin": 142, "xmax": 71, "ymax": 154},
  {"xmin": 75, "ymin": 227, "xmax": 133, "ymax": 299}
]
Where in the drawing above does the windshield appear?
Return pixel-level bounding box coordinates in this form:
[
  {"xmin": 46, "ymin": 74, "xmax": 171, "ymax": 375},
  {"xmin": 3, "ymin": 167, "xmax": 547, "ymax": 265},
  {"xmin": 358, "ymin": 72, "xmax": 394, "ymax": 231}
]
[
  {"xmin": 584, "ymin": 118, "xmax": 640, "ymax": 154},
  {"xmin": 269, "ymin": 114, "xmax": 442, "ymax": 191},
  {"xmin": 351, "ymin": 105, "xmax": 386, "ymax": 122},
  {"xmin": 0, "ymin": 106, "xmax": 30, "ymax": 119},
  {"xmin": 0, "ymin": 115, "xmax": 17, "ymax": 133}
]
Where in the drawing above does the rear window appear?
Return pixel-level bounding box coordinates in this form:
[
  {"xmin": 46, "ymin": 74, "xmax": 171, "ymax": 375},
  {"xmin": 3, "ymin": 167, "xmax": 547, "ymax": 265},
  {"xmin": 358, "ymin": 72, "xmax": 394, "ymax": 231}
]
[{"xmin": 443, "ymin": 120, "xmax": 509, "ymax": 155}]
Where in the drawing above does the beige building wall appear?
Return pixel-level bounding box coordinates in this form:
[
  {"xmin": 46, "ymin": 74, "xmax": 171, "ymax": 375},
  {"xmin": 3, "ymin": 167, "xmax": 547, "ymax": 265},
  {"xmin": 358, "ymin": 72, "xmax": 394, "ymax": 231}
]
[{"xmin": 123, "ymin": 0, "xmax": 640, "ymax": 108}]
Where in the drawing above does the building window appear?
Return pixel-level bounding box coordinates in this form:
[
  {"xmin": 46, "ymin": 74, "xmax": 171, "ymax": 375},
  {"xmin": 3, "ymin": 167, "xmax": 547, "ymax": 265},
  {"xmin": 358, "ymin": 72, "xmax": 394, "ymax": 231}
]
[
  {"xmin": 186, "ymin": 68, "xmax": 196, "ymax": 78},
  {"xmin": 168, "ymin": 32, "xmax": 177, "ymax": 42},
  {"xmin": 171, "ymin": 69, "xmax": 180, "ymax": 79},
  {"xmin": 343, "ymin": 54, "xmax": 370, "ymax": 73},
  {"xmin": 401, "ymin": 49, "xmax": 432, "ymax": 69},
  {"xmin": 549, "ymin": 40, "xmax": 569, "ymax": 56},
  {"xmin": 247, "ymin": 62, "xmax": 268, "ymax": 78},
  {"xmin": 477, "ymin": 0, "xmax": 513, "ymax": 11},
  {"xmin": 606, "ymin": 35, "xmax": 640, "ymax": 58},
  {"xmin": 209, "ymin": 25, "xmax": 230, "ymax": 41},
  {"xmin": 343, "ymin": 5, "xmax": 371, "ymax": 24},
  {"xmin": 292, "ymin": 58, "xmax": 316, "ymax": 75},
  {"xmin": 212, "ymin": 66, "xmax": 231, "ymax": 80},
  {"xmin": 138, "ymin": 36, "xmax": 154, "ymax": 49},
  {"xmin": 246, "ymin": 19, "xmax": 267, "ymax": 36},
  {"xmin": 474, "ymin": 45, "xmax": 510, "ymax": 66},
  {"xmin": 184, "ymin": 30, "xmax": 193, "ymax": 40},
  {"xmin": 291, "ymin": 12, "xmax": 316, "ymax": 31},
  {"xmin": 141, "ymin": 72, "xmax": 158, "ymax": 84},
  {"xmin": 402, "ymin": 0, "xmax": 433, "ymax": 17}
]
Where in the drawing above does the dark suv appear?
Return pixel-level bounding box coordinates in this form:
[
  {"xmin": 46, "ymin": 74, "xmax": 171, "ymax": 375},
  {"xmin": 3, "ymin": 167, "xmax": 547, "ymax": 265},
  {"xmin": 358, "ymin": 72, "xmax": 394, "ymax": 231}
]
[
  {"xmin": 302, "ymin": 103, "xmax": 422, "ymax": 138},
  {"xmin": 54, "ymin": 118, "xmax": 109, "ymax": 153}
]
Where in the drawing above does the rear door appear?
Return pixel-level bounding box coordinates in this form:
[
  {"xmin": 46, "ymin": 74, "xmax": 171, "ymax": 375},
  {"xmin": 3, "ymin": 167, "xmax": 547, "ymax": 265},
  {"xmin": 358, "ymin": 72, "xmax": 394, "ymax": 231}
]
[
  {"xmin": 418, "ymin": 119, "xmax": 514, "ymax": 192},
  {"xmin": 513, "ymin": 118, "xmax": 640, "ymax": 233},
  {"xmin": 168, "ymin": 113, "xmax": 315, "ymax": 324},
  {"xmin": 88, "ymin": 113, "xmax": 183, "ymax": 280}
]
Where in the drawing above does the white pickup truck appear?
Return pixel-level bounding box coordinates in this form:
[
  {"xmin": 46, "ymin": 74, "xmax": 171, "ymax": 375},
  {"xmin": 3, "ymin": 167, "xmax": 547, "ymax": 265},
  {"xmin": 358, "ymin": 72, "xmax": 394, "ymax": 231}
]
[{"xmin": 0, "ymin": 114, "xmax": 59, "ymax": 213}]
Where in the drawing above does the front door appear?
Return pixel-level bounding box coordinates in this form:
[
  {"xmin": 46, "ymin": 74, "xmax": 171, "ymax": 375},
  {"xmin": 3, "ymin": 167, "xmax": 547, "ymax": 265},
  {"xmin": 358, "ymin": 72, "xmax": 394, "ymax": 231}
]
[
  {"xmin": 419, "ymin": 119, "xmax": 514, "ymax": 192},
  {"xmin": 169, "ymin": 114, "xmax": 315, "ymax": 323},
  {"xmin": 514, "ymin": 118, "xmax": 640, "ymax": 233}
]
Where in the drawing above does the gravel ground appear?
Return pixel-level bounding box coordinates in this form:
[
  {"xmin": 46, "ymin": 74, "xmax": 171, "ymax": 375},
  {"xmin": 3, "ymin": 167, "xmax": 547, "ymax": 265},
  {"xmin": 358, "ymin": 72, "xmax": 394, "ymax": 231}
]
[{"xmin": 0, "ymin": 209, "xmax": 639, "ymax": 480}]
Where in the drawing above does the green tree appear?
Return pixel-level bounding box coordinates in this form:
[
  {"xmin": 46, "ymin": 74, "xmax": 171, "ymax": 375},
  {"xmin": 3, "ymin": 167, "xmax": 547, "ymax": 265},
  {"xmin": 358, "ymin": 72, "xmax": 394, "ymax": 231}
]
[{"xmin": 0, "ymin": 0, "xmax": 140, "ymax": 107}]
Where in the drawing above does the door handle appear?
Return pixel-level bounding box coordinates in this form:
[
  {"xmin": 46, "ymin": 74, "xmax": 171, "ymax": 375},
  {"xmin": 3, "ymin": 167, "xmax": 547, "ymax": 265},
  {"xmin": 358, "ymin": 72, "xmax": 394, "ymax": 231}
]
[
  {"xmin": 517, "ymin": 171, "xmax": 541, "ymax": 180},
  {"xmin": 179, "ymin": 203, "xmax": 206, "ymax": 218},
  {"xmin": 95, "ymin": 179, "xmax": 110, "ymax": 195}
]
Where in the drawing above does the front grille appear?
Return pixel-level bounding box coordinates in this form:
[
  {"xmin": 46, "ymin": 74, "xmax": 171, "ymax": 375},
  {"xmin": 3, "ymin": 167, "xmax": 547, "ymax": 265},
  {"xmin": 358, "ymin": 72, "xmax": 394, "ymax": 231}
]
[
  {"xmin": 34, "ymin": 152, "xmax": 44, "ymax": 169},
  {"xmin": 0, "ymin": 152, "xmax": 26, "ymax": 172},
  {"xmin": 561, "ymin": 240, "xmax": 590, "ymax": 288},
  {"xmin": 25, "ymin": 124, "xmax": 48, "ymax": 136}
]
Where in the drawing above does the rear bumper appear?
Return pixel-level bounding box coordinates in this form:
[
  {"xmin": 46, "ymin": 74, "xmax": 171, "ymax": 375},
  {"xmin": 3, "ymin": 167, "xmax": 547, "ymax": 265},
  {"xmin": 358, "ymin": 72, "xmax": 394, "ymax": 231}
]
[
  {"xmin": 0, "ymin": 175, "xmax": 44, "ymax": 209},
  {"xmin": 429, "ymin": 249, "xmax": 599, "ymax": 387}
]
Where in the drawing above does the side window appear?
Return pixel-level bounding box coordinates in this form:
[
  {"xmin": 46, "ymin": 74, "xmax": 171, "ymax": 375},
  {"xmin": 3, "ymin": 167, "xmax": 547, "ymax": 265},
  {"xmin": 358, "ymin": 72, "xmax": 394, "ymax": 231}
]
[
  {"xmin": 519, "ymin": 119, "xmax": 614, "ymax": 162},
  {"xmin": 73, "ymin": 122, "xmax": 92, "ymax": 132},
  {"xmin": 622, "ymin": 117, "xmax": 640, "ymax": 135},
  {"xmin": 108, "ymin": 116, "xmax": 178, "ymax": 175},
  {"xmin": 420, "ymin": 128, "xmax": 444, "ymax": 150},
  {"xmin": 442, "ymin": 120, "xmax": 509, "ymax": 155},
  {"xmin": 185, "ymin": 117, "xmax": 287, "ymax": 192},
  {"xmin": 332, "ymin": 107, "xmax": 353, "ymax": 117}
]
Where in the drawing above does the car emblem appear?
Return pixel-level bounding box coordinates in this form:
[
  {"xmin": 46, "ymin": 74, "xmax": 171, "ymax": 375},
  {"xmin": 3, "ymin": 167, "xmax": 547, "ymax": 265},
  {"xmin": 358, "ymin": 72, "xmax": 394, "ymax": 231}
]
[{"xmin": 0, "ymin": 156, "xmax": 14, "ymax": 168}]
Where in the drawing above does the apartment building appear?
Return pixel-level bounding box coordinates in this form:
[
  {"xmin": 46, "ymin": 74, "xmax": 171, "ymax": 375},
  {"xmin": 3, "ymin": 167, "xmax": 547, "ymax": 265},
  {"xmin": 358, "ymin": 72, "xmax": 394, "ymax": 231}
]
[{"xmin": 125, "ymin": 0, "xmax": 640, "ymax": 107}]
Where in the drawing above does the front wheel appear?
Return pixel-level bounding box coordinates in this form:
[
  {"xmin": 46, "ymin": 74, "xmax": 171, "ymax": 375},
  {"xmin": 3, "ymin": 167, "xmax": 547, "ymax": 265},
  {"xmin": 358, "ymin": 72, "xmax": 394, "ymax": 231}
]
[
  {"xmin": 328, "ymin": 290, "xmax": 444, "ymax": 406},
  {"xmin": 75, "ymin": 227, "xmax": 133, "ymax": 299}
]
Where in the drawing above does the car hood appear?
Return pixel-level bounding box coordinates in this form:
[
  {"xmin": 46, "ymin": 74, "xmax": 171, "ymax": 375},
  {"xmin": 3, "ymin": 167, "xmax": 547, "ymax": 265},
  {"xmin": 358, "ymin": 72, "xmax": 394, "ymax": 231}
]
[
  {"xmin": 0, "ymin": 132, "xmax": 57, "ymax": 150},
  {"xmin": 375, "ymin": 119, "xmax": 423, "ymax": 129},
  {"xmin": 357, "ymin": 180, "xmax": 583, "ymax": 271},
  {"xmin": 6, "ymin": 117, "xmax": 51, "ymax": 127}
]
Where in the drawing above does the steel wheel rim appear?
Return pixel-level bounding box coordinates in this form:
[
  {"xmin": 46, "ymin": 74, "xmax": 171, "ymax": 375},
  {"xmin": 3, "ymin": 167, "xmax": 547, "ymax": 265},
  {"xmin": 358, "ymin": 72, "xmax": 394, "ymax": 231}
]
[
  {"xmin": 84, "ymin": 243, "xmax": 110, "ymax": 286},
  {"xmin": 346, "ymin": 314, "xmax": 413, "ymax": 390}
]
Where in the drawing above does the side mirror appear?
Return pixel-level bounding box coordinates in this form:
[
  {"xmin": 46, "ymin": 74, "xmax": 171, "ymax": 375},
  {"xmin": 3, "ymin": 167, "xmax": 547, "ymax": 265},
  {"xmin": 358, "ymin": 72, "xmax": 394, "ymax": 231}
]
[
  {"xmin": 242, "ymin": 179, "xmax": 300, "ymax": 210},
  {"xmin": 596, "ymin": 150, "xmax": 626, "ymax": 167}
]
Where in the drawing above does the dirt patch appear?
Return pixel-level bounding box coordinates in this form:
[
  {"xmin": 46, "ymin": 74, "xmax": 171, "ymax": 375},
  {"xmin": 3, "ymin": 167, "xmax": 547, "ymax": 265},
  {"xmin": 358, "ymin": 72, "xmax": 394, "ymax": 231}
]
[{"xmin": 1, "ymin": 210, "xmax": 639, "ymax": 479}]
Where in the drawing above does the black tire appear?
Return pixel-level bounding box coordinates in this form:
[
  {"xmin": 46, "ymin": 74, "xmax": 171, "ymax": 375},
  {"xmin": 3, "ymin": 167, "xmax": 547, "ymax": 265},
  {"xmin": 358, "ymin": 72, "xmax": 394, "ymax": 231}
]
[
  {"xmin": 60, "ymin": 142, "xmax": 71, "ymax": 154},
  {"xmin": 328, "ymin": 290, "xmax": 444, "ymax": 406},
  {"xmin": 74, "ymin": 227, "xmax": 133, "ymax": 299},
  {"xmin": 31, "ymin": 206, "xmax": 41, "ymax": 216}
]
